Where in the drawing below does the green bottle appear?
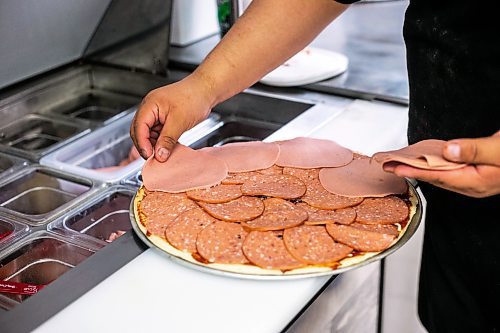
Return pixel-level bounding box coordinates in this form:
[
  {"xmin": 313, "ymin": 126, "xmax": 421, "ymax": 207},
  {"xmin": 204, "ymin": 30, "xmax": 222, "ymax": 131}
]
[{"xmin": 217, "ymin": 0, "xmax": 238, "ymax": 37}]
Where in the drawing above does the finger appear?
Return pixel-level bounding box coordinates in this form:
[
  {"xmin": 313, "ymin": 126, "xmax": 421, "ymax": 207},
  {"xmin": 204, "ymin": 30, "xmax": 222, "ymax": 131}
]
[
  {"xmin": 154, "ymin": 112, "xmax": 187, "ymax": 162},
  {"xmin": 443, "ymin": 135, "xmax": 500, "ymax": 166},
  {"xmin": 134, "ymin": 100, "xmax": 163, "ymax": 159}
]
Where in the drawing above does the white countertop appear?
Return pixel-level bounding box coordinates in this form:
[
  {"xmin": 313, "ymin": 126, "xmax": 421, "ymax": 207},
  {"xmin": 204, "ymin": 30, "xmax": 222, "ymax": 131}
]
[{"xmin": 34, "ymin": 98, "xmax": 409, "ymax": 333}]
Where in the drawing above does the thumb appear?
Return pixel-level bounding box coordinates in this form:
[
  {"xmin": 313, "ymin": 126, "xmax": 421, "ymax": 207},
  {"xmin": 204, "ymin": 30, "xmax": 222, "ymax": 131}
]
[
  {"xmin": 154, "ymin": 113, "xmax": 187, "ymax": 162},
  {"xmin": 443, "ymin": 133, "xmax": 500, "ymax": 166}
]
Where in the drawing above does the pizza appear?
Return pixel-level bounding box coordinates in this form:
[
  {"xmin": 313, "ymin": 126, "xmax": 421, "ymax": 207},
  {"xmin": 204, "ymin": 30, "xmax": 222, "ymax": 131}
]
[{"xmin": 131, "ymin": 138, "xmax": 421, "ymax": 278}]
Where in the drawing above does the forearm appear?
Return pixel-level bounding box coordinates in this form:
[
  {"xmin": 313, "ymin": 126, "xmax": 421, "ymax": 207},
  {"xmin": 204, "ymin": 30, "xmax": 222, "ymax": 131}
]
[{"xmin": 191, "ymin": 0, "xmax": 349, "ymax": 107}]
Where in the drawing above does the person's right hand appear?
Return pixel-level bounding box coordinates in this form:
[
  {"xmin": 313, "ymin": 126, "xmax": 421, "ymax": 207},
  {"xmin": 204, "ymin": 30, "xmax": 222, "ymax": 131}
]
[{"xmin": 130, "ymin": 76, "xmax": 214, "ymax": 162}]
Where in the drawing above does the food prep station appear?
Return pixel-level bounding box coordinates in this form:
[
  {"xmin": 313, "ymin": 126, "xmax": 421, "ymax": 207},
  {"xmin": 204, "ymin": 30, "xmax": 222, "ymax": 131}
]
[{"xmin": 0, "ymin": 1, "xmax": 423, "ymax": 332}]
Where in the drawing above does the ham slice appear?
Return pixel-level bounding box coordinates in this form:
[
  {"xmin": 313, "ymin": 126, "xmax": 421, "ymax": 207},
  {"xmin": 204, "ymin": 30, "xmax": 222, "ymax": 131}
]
[
  {"xmin": 372, "ymin": 139, "xmax": 466, "ymax": 170},
  {"xmin": 142, "ymin": 144, "xmax": 228, "ymax": 193},
  {"xmin": 200, "ymin": 141, "xmax": 280, "ymax": 172},
  {"xmin": 275, "ymin": 137, "xmax": 353, "ymax": 169},
  {"xmin": 319, "ymin": 158, "xmax": 408, "ymax": 197}
]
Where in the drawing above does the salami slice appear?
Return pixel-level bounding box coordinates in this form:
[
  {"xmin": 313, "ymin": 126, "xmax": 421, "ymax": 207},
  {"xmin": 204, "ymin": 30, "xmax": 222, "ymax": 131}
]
[
  {"xmin": 240, "ymin": 174, "xmax": 306, "ymax": 199},
  {"xmin": 297, "ymin": 203, "xmax": 356, "ymax": 225},
  {"xmin": 302, "ymin": 179, "xmax": 364, "ymax": 210},
  {"xmin": 165, "ymin": 207, "xmax": 215, "ymax": 252},
  {"xmin": 200, "ymin": 141, "xmax": 280, "ymax": 172},
  {"xmin": 282, "ymin": 167, "xmax": 320, "ymax": 182},
  {"xmin": 355, "ymin": 197, "xmax": 409, "ymax": 224},
  {"xmin": 196, "ymin": 221, "xmax": 249, "ymax": 264},
  {"xmin": 326, "ymin": 224, "xmax": 396, "ymax": 252},
  {"xmin": 242, "ymin": 231, "xmax": 304, "ymax": 270},
  {"xmin": 319, "ymin": 158, "xmax": 408, "ymax": 197},
  {"xmin": 186, "ymin": 184, "xmax": 242, "ymax": 203},
  {"xmin": 139, "ymin": 192, "xmax": 197, "ymax": 237},
  {"xmin": 258, "ymin": 165, "xmax": 284, "ymax": 175},
  {"xmin": 350, "ymin": 222, "xmax": 399, "ymax": 236},
  {"xmin": 241, "ymin": 198, "xmax": 308, "ymax": 231},
  {"xmin": 198, "ymin": 196, "xmax": 264, "ymax": 222},
  {"xmin": 221, "ymin": 171, "xmax": 260, "ymax": 185},
  {"xmin": 283, "ymin": 225, "xmax": 353, "ymax": 265},
  {"xmin": 275, "ymin": 137, "xmax": 353, "ymax": 168}
]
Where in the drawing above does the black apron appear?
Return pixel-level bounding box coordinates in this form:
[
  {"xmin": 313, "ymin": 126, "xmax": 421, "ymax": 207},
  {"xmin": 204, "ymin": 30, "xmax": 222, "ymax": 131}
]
[{"xmin": 404, "ymin": 0, "xmax": 500, "ymax": 332}]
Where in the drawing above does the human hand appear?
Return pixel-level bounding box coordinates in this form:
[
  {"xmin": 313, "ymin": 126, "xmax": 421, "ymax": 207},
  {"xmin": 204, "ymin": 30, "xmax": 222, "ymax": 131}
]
[
  {"xmin": 383, "ymin": 131, "xmax": 500, "ymax": 198},
  {"xmin": 130, "ymin": 76, "xmax": 214, "ymax": 162}
]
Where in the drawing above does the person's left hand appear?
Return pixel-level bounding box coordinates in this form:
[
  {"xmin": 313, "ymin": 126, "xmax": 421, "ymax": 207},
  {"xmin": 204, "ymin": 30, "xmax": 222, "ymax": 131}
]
[{"xmin": 383, "ymin": 131, "xmax": 500, "ymax": 198}]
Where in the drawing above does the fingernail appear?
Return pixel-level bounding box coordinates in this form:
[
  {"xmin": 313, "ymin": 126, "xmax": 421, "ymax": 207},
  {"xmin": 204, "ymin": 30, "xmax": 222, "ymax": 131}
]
[
  {"xmin": 383, "ymin": 164, "xmax": 395, "ymax": 172},
  {"xmin": 139, "ymin": 149, "xmax": 148, "ymax": 159},
  {"xmin": 446, "ymin": 143, "xmax": 461, "ymax": 160},
  {"xmin": 157, "ymin": 148, "xmax": 170, "ymax": 160}
]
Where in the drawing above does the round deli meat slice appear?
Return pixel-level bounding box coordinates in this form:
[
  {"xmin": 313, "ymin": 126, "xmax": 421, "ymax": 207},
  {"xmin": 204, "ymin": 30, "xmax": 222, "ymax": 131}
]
[
  {"xmin": 319, "ymin": 158, "xmax": 408, "ymax": 198},
  {"xmin": 297, "ymin": 203, "xmax": 356, "ymax": 225},
  {"xmin": 196, "ymin": 221, "xmax": 249, "ymax": 264},
  {"xmin": 200, "ymin": 141, "xmax": 280, "ymax": 172},
  {"xmin": 302, "ymin": 179, "xmax": 364, "ymax": 210},
  {"xmin": 198, "ymin": 196, "xmax": 264, "ymax": 222},
  {"xmin": 283, "ymin": 225, "xmax": 353, "ymax": 265},
  {"xmin": 326, "ymin": 224, "xmax": 396, "ymax": 252},
  {"xmin": 242, "ymin": 231, "xmax": 304, "ymax": 270},
  {"xmin": 240, "ymin": 174, "xmax": 306, "ymax": 199},
  {"xmin": 355, "ymin": 197, "xmax": 409, "ymax": 224},
  {"xmin": 140, "ymin": 192, "xmax": 198, "ymax": 237},
  {"xmin": 165, "ymin": 207, "xmax": 216, "ymax": 253},
  {"xmin": 186, "ymin": 184, "xmax": 242, "ymax": 203},
  {"xmin": 221, "ymin": 171, "xmax": 260, "ymax": 185},
  {"xmin": 257, "ymin": 165, "xmax": 284, "ymax": 175},
  {"xmin": 372, "ymin": 139, "xmax": 466, "ymax": 171},
  {"xmin": 350, "ymin": 222, "xmax": 399, "ymax": 237},
  {"xmin": 142, "ymin": 144, "xmax": 228, "ymax": 193},
  {"xmin": 282, "ymin": 167, "xmax": 320, "ymax": 182},
  {"xmin": 275, "ymin": 137, "xmax": 353, "ymax": 169},
  {"xmin": 241, "ymin": 198, "xmax": 308, "ymax": 231}
]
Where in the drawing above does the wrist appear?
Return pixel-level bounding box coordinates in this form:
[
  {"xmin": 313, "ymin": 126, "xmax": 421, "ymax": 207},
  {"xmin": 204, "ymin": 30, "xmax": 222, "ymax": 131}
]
[{"xmin": 186, "ymin": 70, "xmax": 220, "ymax": 108}]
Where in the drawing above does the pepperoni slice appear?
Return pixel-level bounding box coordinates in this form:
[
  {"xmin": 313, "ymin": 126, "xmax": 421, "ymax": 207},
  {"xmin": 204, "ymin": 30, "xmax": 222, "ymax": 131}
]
[
  {"xmin": 355, "ymin": 197, "xmax": 409, "ymax": 224},
  {"xmin": 221, "ymin": 171, "xmax": 260, "ymax": 185},
  {"xmin": 350, "ymin": 222, "xmax": 399, "ymax": 236},
  {"xmin": 242, "ymin": 231, "xmax": 304, "ymax": 270},
  {"xmin": 140, "ymin": 192, "xmax": 198, "ymax": 237},
  {"xmin": 326, "ymin": 224, "xmax": 396, "ymax": 252},
  {"xmin": 240, "ymin": 174, "xmax": 306, "ymax": 199},
  {"xmin": 186, "ymin": 184, "xmax": 242, "ymax": 203},
  {"xmin": 198, "ymin": 196, "xmax": 264, "ymax": 222},
  {"xmin": 257, "ymin": 165, "xmax": 284, "ymax": 175},
  {"xmin": 165, "ymin": 207, "xmax": 215, "ymax": 253},
  {"xmin": 196, "ymin": 221, "xmax": 249, "ymax": 264},
  {"xmin": 282, "ymin": 167, "xmax": 320, "ymax": 182},
  {"xmin": 241, "ymin": 198, "xmax": 308, "ymax": 231},
  {"xmin": 283, "ymin": 225, "xmax": 353, "ymax": 265},
  {"xmin": 302, "ymin": 179, "xmax": 364, "ymax": 210},
  {"xmin": 297, "ymin": 203, "xmax": 356, "ymax": 225}
]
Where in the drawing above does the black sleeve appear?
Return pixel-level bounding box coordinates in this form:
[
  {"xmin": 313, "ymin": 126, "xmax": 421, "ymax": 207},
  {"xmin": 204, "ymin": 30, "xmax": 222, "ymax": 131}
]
[{"xmin": 335, "ymin": 0, "xmax": 360, "ymax": 3}]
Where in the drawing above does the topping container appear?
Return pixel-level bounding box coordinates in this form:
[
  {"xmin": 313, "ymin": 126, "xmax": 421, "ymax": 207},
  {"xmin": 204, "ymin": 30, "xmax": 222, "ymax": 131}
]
[
  {"xmin": 40, "ymin": 113, "xmax": 143, "ymax": 184},
  {"xmin": 0, "ymin": 165, "xmax": 99, "ymax": 226},
  {"xmin": 49, "ymin": 186, "xmax": 135, "ymax": 247},
  {"xmin": 0, "ymin": 231, "xmax": 98, "ymax": 310},
  {"xmin": 0, "ymin": 217, "xmax": 29, "ymax": 252}
]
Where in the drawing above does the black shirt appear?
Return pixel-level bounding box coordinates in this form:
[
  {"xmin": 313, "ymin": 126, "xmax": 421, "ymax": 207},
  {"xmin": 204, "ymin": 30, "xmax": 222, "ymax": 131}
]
[{"xmin": 336, "ymin": 1, "xmax": 500, "ymax": 332}]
